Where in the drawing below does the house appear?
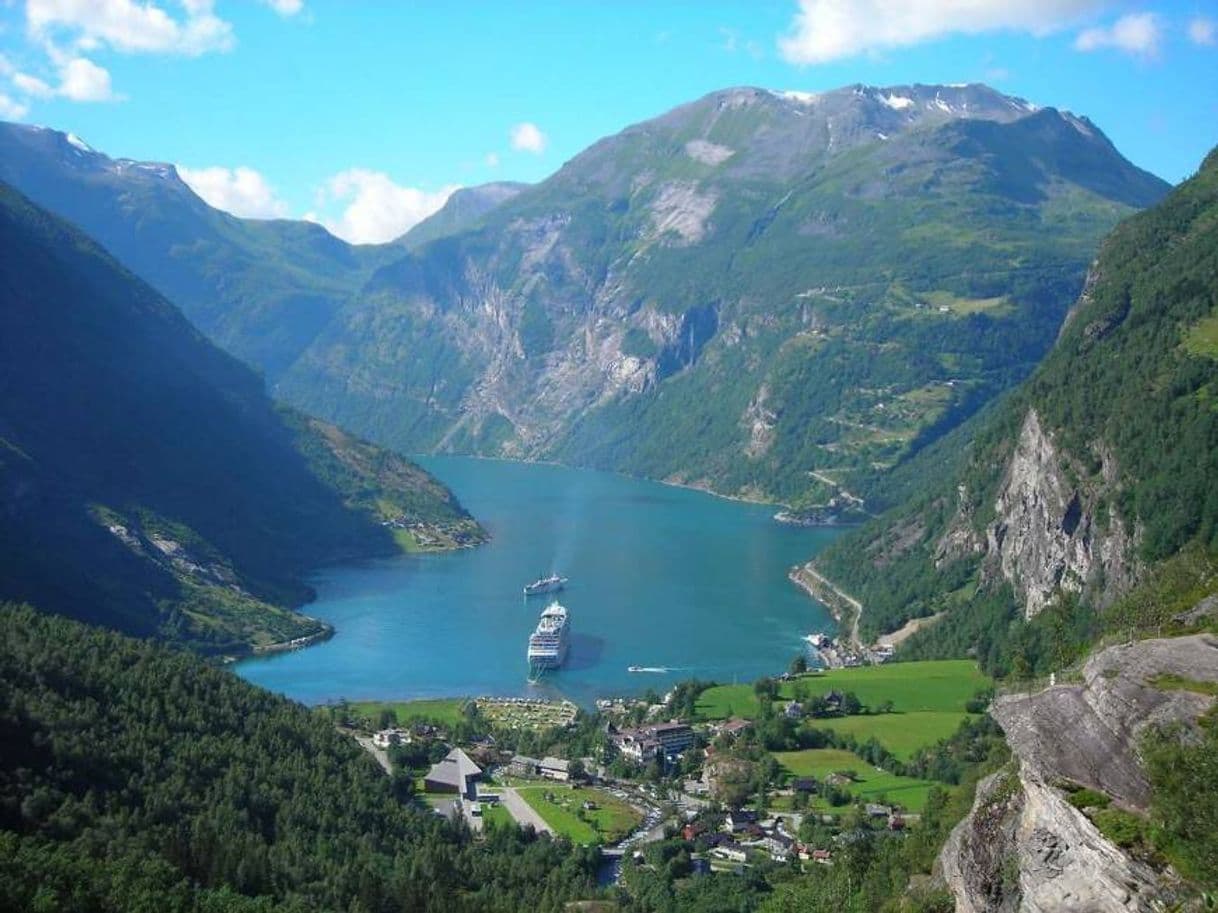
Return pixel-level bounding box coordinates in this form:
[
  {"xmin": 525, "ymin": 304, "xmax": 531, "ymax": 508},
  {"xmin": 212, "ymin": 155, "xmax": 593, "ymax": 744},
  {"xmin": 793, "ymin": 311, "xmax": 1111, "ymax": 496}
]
[
  {"xmin": 783, "ymin": 701, "xmax": 803, "ymax": 719},
  {"xmin": 725, "ymin": 808, "xmax": 759, "ymax": 833},
  {"xmin": 888, "ymin": 814, "xmax": 906, "ymax": 831},
  {"xmin": 650, "ymin": 722, "xmax": 695, "ymax": 756},
  {"xmin": 811, "ymin": 849, "xmax": 833, "ymax": 865},
  {"xmin": 424, "ymin": 747, "xmax": 482, "ymax": 799},
  {"xmin": 710, "ymin": 842, "xmax": 747, "ymax": 864},
  {"xmin": 610, "ymin": 722, "xmax": 694, "ymax": 762},
  {"xmin": 610, "ymin": 728, "xmax": 660, "ymax": 763},
  {"xmin": 682, "ymin": 822, "xmax": 706, "ymax": 842},
  {"xmin": 791, "ymin": 778, "xmax": 817, "ymax": 794},
  {"xmin": 539, "ymin": 756, "xmax": 570, "ymax": 781},
  {"xmin": 865, "ymin": 803, "xmax": 892, "ymax": 819},
  {"xmin": 509, "ymin": 755, "xmax": 540, "ymax": 778},
  {"xmin": 764, "ymin": 832, "xmax": 794, "ymax": 860}
]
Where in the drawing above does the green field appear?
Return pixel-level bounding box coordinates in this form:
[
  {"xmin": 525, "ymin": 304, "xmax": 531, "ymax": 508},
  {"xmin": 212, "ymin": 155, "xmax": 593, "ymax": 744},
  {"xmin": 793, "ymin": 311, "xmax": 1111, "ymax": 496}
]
[
  {"xmin": 478, "ymin": 802, "xmax": 515, "ymax": 830},
  {"xmin": 347, "ymin": 698, "xmax": 469, "ymax": 727},
  {"xmin": 1183, "ymin": 314, "xmax": 1218, "ymax": 360},
  {"xmin": 810, "ymin": 711, "xmax": 971, "ymax": 761},
  {"xmin": 517, "ymin": 786, "xmax": 643, "ymax": 845},
  {"xmin": 772, "ymin": 748, "xmax": 937, "ymax": 812},
  {"xmin": 695, "ymin": 660, "xmax": 989, "ymax": 721}
]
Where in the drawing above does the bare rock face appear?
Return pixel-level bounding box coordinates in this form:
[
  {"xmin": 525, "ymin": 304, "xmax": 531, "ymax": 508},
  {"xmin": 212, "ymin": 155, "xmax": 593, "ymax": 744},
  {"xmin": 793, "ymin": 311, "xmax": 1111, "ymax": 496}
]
[
  {"xmin": 938, "ymin": 771, "xmax": 1025, "ymax": 913},
  {"xmin": 985, "ymin": 409, "xmax": 1137, "ymax": 618},
  {"xmin": 939, "ymin": 635, "xmax": 1218, "ymax": 912},
  {"xmin": 995, "ymin": 634, "xmax": 1218, "ymax": 810}
]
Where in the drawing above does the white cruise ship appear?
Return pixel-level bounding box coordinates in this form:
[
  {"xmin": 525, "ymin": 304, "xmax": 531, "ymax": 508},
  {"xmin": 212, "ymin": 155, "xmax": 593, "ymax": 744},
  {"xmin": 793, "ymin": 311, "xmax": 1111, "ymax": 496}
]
[{"xmin": 527, "ymin": 601, "xmax": 570, "ymax": 677}]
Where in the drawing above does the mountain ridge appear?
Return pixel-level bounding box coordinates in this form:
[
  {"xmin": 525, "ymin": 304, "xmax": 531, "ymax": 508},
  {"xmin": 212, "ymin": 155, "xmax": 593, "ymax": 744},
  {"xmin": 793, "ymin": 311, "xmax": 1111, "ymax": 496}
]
[
  {"xmin": 0, "ymin": 179, "xmax": 482, "ymax": 654},
  {"xmin": 0, "ymin": 83, "xmax": 1171, "ymax": 511}
]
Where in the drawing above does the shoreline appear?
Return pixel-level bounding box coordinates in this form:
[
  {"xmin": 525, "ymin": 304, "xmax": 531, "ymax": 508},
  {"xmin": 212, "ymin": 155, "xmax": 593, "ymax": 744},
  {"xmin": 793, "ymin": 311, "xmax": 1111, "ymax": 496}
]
[
  {"xmin": 788, "ymin": 561, "xmax": 864, "ymax": 651},
  {"xmin": 414, "ymin": 451, "xmax": 791, "ymax": 511}
]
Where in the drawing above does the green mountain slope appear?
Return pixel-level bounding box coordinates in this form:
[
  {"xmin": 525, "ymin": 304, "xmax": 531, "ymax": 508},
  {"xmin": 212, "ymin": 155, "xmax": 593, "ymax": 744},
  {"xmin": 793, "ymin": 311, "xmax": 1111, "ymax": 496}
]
[
  {"xmin": 810, "ymin": 145, "xmax": 1218, "ymax": 671},
  {"xmin": 276, "ymin": 83, "xmax": 1169, "ymax": 507},
  {"xmin": 0, "ymin": 604, "xmax": 598, "ymax": 912},
  {"xmin": 0, "ymin": 182, "xmax": 481, "ymax": 654},
  {"xmin": 398, "ymin": 181, "xmax": 529, "ymax": 250},
  {"xmin": 0, "ymin": 124, "xmax": 392, "ymax": 379}
]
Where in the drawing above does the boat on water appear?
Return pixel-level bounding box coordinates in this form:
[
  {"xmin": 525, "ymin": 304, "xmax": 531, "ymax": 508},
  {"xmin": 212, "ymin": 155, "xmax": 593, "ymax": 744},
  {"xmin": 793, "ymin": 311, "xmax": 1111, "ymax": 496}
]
[
  {"xmin": 523, "ymin": 572, "xmax": 568, "ymax": 596},
  {"xmin": 627, "ymin": 666, "xmax": 669, "ymax": 674},
  {"xmin": 527, "ymin": 601, "xmax": 570, "ymax": 678}
]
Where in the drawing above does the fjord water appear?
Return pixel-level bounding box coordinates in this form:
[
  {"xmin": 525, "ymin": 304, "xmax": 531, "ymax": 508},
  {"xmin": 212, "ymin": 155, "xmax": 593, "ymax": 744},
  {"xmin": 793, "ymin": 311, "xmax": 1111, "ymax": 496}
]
[{"xmin": 236, "ymin": 457, "xmax": 841, "ymax": 706}]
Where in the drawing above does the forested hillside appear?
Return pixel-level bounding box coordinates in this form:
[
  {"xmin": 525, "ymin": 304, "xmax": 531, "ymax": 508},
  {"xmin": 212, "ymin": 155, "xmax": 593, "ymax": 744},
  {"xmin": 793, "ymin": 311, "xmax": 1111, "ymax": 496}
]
[
  {"xmin": 0, "ymin": 605, "xmax": 599, "ymax": 912},
  {"xmin": 0, "ymin": 182, "xmax": 481, "ymax": 654},
  {"xmin": 278, "ymin": 84, "xmax": 1167, "ymax": 509},
  {"xmin": 0, "ymin": 85, "xmax": 1169, "ymax": 512},
  {"xmin": 812, "ymin": 145, "xmax": 1218, "ymax": 673}
]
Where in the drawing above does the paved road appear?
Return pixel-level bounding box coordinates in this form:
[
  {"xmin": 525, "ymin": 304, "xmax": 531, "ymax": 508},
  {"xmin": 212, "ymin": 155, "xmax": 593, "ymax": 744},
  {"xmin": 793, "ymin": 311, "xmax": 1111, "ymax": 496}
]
[
  {"xmin": 354, "ymin": 736, "xmax": 392, "ymax": 775},
  {"xmin": 459, "ymin": 798, "xmax": 484, "ymax": 834},
  {"xmin": 500, "ymin": 787, "xmax": 553, "ymax": 835}
]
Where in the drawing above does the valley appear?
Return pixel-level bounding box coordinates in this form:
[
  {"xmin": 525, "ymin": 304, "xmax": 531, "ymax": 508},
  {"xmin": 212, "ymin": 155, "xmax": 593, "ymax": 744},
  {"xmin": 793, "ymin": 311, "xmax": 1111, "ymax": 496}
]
[{"xmin": 0, "ymin": 15, "xmax": 1213, "ymax": 906}]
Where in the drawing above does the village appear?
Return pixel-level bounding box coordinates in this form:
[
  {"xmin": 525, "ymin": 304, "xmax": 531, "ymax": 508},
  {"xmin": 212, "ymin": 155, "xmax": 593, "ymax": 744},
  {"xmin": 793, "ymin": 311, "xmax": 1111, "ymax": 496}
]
[{"xmin": 335, "ymin": 658, "xmax": 991, "ymax": 880}]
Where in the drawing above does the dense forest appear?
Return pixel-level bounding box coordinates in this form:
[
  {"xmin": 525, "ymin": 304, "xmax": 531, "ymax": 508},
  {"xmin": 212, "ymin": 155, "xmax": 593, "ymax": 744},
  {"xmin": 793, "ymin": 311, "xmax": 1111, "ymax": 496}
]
[
  {"xmin": 0, "ymin": 180, "xmax": 480, "ymax": 655},
  {"xmin": 0, "ymin": 604, "xmax": 602, "ymax": 912},
  {"xmin": 813, "ymin": 144, "xmax": 1218, "ymax": 675}
]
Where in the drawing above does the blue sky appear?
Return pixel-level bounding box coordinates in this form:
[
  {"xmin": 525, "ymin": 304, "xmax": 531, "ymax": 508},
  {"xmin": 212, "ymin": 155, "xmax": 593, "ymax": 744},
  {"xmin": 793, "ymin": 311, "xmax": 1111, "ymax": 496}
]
[{"xmin": 0, "ymin": 1, "xmax": 1215, "ymax": 242}]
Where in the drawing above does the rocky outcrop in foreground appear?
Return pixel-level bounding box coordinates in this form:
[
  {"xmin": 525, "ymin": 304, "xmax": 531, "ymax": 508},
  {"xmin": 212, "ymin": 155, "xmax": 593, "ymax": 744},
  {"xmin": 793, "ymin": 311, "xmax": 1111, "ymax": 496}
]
[{"xmin": 939, "ymin": 633, "xmax": 1218, "ymax": 912}]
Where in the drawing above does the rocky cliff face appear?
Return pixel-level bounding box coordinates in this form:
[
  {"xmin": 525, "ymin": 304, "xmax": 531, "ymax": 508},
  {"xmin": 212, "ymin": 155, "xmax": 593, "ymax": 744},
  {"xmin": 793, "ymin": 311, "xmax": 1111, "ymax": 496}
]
[
  {"xmin": 938, "ymin": 634, "xmax": 1218, "ymax": 911},
  {"xmin": 982, "ymin": 409, "xmax": 1139, "ymax": 618},
  {"xmin": 270, "ymin": 83, "xmax": 1168, "ymax": 504}
]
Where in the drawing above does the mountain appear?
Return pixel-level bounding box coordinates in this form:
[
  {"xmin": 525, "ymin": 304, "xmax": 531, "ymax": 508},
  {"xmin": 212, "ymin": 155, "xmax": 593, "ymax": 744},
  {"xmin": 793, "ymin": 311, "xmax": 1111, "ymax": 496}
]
[
  {"xmin": 0, "ymin": 85, "xmax": 1170, "ymax": 510},
  {"xmin": 0, "ymin": 122, "xmax": 391, "ymax": 379},
  {"xmin": 808, "ymin": 144, "xmax": 1218, "ymax": 671},
  {"xmin": 273, "ymin": 83, "xmax": 1169, "ymax": 507},
  {"xmin": 0, "ymin": 604, "xmax": 599, "ymax": 912},
  {"xmin": 0, "ymin": 181, "xmax": 481, "ymax": 654},
  {"xmin": 398, "ymin": 181, "xmax": 529, "ymax": 249}
]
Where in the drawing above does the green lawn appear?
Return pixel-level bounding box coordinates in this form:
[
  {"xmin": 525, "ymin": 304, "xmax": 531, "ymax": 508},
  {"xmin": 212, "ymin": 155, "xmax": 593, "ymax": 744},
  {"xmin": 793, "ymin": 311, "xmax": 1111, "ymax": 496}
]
[
  {"xmin": 517, "ymin": 786, "xmax": 643, "ymax": 845},
  {"xmin": 1183, "ymin": 314, "xmax": 1218, "ymax": 360},
  {"xmin": 479, "ymin": 802, "xmax": 515, "ymax": 830},
  {"xmin": 695, "ymin": 660, "xmax": 988, "ymax": 721},
  {"xmin": 810, "ymin": 711, "xmax": 972, "ymax": 760},
  {"xmin": 772, "ymin": 748, "xmax": 938, "ymax": 812},
  {"xmin": 347, "ymin": 698, "xmax": 469, "ymax": 727}
]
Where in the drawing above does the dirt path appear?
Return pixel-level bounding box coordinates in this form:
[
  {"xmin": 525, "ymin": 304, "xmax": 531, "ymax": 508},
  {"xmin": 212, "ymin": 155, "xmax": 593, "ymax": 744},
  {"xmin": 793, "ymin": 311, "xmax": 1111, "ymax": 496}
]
[
  {"xmin": 878, "ymin": 611, "xmax": 945, "ymax": 647},
  {"xmin": 500, "ymin": 787, "xmax": 554, "ymax": 835}
]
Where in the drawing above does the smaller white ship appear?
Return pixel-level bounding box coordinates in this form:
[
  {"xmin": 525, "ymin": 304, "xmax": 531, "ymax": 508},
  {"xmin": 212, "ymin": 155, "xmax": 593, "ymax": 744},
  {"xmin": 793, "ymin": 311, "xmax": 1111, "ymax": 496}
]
[{"xmin": 523, "ymin": 572, "xmax": 568, "ymax": 596}]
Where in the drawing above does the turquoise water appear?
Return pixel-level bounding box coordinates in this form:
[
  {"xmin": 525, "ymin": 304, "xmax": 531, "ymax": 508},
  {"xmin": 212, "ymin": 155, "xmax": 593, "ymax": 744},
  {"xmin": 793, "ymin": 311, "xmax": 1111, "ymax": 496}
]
[{"xmin": 236, "ymin": 458, "xmax": 842, "ymax": 706}]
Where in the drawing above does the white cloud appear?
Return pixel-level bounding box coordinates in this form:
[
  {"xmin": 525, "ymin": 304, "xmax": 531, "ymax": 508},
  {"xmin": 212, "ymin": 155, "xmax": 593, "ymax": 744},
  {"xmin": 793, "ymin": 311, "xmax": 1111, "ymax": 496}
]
[
  {"xmin": 313, "ymin": 169, "xmax": 459, "ymax": 244},
  {"xmin": 261, "ymin": 0, "xmax": 304, "ymax": 17},
  {"xmin": 485, "ymin": 151, "xmax": 500, "ymax": 168},
  {"xmin": 509, "ymin": 121, "xmax": 547, "ymax": 154},
  {"xmin": 12, "ymin": 71, "xmax": 54, "ymax": 97},
  {"xmin": 26, "ymin": 0, "xmax": 235, "ymax": 57},
  {"xmin": 0, "ymin": 91, "xmax": 30, "ymax": 119},
  {"xmin": 1075, "ymin": 12, "xmax": 1161, "ymax": 57},
  {"xmin": 1189, "ymin": 16, "xmax": 1216, "ymax": 47},
  {"xmin": 178, "ymin": 165, "xmax": 290, "ymax": 219},
  {"xmin": 777, "ymin": 0, "xmax": 1101, "ymax": 65},
  {"xmin": 57, "ymin": 56, "xmax": 119, "ymax": 101}
]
